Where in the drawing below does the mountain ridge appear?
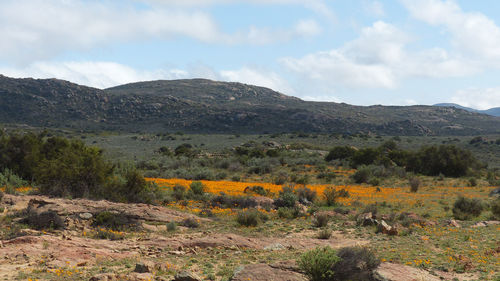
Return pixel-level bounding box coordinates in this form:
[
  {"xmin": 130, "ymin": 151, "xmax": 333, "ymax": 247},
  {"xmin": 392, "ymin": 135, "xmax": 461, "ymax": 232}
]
[
  {"xmin": 1, "ymin": 74, "xmax": 499, "ymax": 135},
  {"xmin": 434, "ymin": 103, "xmax": 500, "ymax": 117}
]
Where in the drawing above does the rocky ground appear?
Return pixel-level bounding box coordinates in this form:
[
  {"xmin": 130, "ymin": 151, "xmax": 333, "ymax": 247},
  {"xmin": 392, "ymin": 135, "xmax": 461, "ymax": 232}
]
[{"xmin": 0, "ymin": 194, "xmax": 492, "ymax": 280}]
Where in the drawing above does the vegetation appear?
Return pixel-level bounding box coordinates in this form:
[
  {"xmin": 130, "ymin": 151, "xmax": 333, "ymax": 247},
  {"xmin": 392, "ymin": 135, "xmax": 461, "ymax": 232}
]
[
  {"xmin": 298, "ymin": 246, "xmax": 340, "ymax": 281},
  {"xmin": 452, "ymin": 196, "xmax": 484, "ymax": 220}
]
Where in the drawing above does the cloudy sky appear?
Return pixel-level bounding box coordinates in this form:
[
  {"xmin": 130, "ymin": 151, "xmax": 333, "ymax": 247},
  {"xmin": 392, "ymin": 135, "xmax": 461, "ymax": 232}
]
[{"xmin": 1, "ymin": 0, "xmax": 500, "ymax": 109}]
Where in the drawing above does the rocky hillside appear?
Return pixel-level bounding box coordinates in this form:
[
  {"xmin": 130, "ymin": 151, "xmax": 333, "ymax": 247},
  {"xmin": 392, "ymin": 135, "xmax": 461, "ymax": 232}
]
[{"xmin": 1, "ymin": 74, "xmax": 499, "ymax": 135}]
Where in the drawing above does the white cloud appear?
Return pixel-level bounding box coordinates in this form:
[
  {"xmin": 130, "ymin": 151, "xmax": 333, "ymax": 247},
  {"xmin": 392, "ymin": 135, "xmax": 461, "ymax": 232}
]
[
  {"xmin": 0, "ymin": 61, "xmax": 293, "ymax": 95},
  {"xmin": 0, "ymin": 0, "xmax": 323, "ymax": 64},
  {"xmin": 451, "ymin": 88, "xmax": 500, "ymax": 110},
  {"xmin": 0, "ymin": 61, "xmax": 188, "ymax": 89},
  {"xmin": 402, "ymin": 0, "xmax": 500, "ymax": 61},
  {"xmin": 220, "ymin": 67, "xmax": 294, "ymax": 94},
  {"xmin": 281, "ymin": 21, "xmax": 479, "ymax": 90}
]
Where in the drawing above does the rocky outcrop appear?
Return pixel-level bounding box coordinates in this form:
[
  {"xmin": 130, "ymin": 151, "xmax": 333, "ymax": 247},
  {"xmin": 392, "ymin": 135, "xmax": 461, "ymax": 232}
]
[{"xmin": 231, "ymin": 261, "xmax": 306, "ymax": 281}]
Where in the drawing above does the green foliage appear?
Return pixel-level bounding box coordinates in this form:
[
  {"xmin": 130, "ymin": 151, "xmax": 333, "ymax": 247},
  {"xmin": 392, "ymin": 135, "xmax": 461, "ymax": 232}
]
[
  {"xmin": 274, "ymin": 186, "xmax": 298, "ymax": 208},
  {"xmin": 295, "ymin": 186, "xmax": 317, "ymax": 204},
  {"xmin": 93, "ymin": 211, "xmax": 131, "ymax": 231},
  {"xmin": 166, "ymin": 221, "xmax": 177, "ymax": 232},
  {"xmin": 325, "ymin": 146, "xmax": 356, "ymax": 162},
  {"xmin": 277, "ymin": 207, "xmax": 301, "ymax": 219},
  {"xmin": 351, "ymin": 166, "xmax": 372, "ymax": 184},
  {"xmin": 25, "ymin": 210, "xmax": 64, "ymax": 230},
  {"xmin": 331, "ymin": 246, "xmax": 380, "ymax": 281},
  {"xmin": 190, "ymin": 181, "xmax": 205, "ymax": 195},
  {"xmin": 323, "ymin": 187, "xmax": 349, "ymax": 206},
  {"xmin": 317, "ymin": 228, "xmax": 332, "ymax": 240},
  {"xmin": 491, "ymin": 199, "xmax": 500, "ymax": 219},
  {"xmin": 244, "ymin": 185, "xmax": 268, "ymax": 196},
  {"xmin": 298, "ymin": 246, "xmax": 340, "ymax": 281},
  {"xmin": 312, "ymin": 212, "xmax": 330, "ymax": 227},
  {"xmin": 409, "ymin": 177, "xmax": 421, "ymax": 193},
  {"xmin": 236, "ymin": 209, "xmax": 261, "ymax": 227},
  {"xmin": 174, "ymin": 143, "xmax": 196, "ymax": 157},
  {"xmin": 182, "ymin": 217, "xmax": 200, "ymax": 228},
  {"xmin": 452, "ymin": 196, "xmax": 484, "ymax": 220},
  {"xmin": 172, "ymin": 184, "xmax": 187, "ymax": 200},
  {"xmin": 0, "ymin": 169, "xmax": 28, "ymax": 193}
]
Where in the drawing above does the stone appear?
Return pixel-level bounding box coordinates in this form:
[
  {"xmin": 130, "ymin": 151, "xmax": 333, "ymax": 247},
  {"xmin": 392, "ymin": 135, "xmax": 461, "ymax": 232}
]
[
  {"xmin": 134, "ymin": 261, "xmax": 155, "ymax": 273},
  {"xmin": 374, "ymin": 263, "xmax": 441, "ymax": 281},
  {"xmin": 377, "ymin": 220, "xmax": 398, "ymax": 235},
  {"xmin": 471, "ymin": 221, "xmax": 500, "ymax": 228},
  {"xmin": 79, "ymin": 212, "xmax": 93, "ymax": 220},
  {"xmin": 446, "ymin": 219, "xmax": 461, "ymax": 228},
  {"xmin": 264, "ymin": 243, "xmax": 285, "ymax": 251},
  {"xmin": 173, "ymin": 271, "xmax": 202, "ymax": 281},
  {"xmin": 357, "ymin": 212, "xmax": 376, "ymax": 226}
]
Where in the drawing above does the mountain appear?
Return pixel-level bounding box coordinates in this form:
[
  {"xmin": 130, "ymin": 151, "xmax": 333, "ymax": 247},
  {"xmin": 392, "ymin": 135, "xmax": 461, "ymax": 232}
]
[
  {"xmin": 1, "ymin": 74, "xmax": 500, "ymax": 135},
  {"xmin": 434, "ymin": 103, "xmax": 500, "ymax": 117}
]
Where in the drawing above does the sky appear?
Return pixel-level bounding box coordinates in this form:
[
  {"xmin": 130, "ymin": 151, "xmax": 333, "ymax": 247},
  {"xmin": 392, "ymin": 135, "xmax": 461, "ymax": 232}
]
[{"xmin": 1, "ymin": 0, "xmax": 500, "ymax": 109}]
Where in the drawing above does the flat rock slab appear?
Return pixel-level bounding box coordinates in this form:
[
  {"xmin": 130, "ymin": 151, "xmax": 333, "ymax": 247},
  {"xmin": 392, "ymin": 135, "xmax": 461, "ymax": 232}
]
[
  {"xmin": 231, "ymin": 264, "xmax": 306, "ymax": 281},
  {"xmin": 374, "ymin": 263, "xmax": 479, "ymax": 281},
  {"xmin": 4, "ymin": 194, "xmax": 207, "ymax": 223}
]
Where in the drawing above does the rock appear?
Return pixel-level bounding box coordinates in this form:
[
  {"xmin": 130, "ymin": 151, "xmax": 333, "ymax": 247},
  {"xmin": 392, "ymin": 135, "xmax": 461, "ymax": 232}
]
[
  {"xmin": 357, "ymin": 212, "xmax": 376, "ymax": 226},
  {"xmin": 377, "ymin": 220, "xmax": 398, "ymax": 235},
  {"xmin": 173, "ymin": 271, "xmax": 202, "ymax": 281},
  {"xmin": 471, "ymin": 221, "xmax": 500, "ymax": 228},
  {"xmin": 374, "ymin": 263, "xmax": 441, "ymax": 281},
  {"xmin": 89, "ymin": 273, "xmax": 118, "ymax": 281},
  {"xmin": 79, "ymin": 212, "xmax": 93, "ymax": 220},
  {"xmin": 134, "ymin": 261, "xmax": 155, "ymax": 273},
  {"xmin": 231, "ymin": 264, "xmax": 307, "ymax": 281},
  {"xmin": 264, "ymin": 243, "xmax": 285, "ymax": 251},
  {"xmin": 446, "ymin": 219, "xmax": 461, "ymax": 228},
  {"xmin": 489, "ymin": 187, "xmax": 500, "ymax": 197}
]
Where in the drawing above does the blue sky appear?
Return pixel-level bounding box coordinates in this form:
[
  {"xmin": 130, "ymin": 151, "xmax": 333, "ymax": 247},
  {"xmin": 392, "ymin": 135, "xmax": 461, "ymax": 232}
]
[{"xmin": 1, "ymin": 0, "xmax": 500, "ymax": 109}]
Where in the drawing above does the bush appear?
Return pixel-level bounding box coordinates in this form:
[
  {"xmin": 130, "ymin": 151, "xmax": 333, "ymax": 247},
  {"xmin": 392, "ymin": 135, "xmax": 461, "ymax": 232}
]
[
  {"xmin": 409, "ymin": 177, "xmax": 421, "ymax": 193},
  {"xmin": 93, "ymin": 211, "xmax": 131, "ymax": 231},
  {"xmin": 325, "ymin": 146, "xmax": 356, "ymax": 162},
  {"xmin": 312, "ymin": 212, "xmax": 330, "ymax": 227},
  {"xmin": 491, "ymin": 199, "xmax": 500, "ymax": 219},
  {"xmin": 468, "ymin": 177, "xmax": 478, "ymax": 187},
  {"xmin": 236, "ymin": 209, "xmax": 260, "ymax": 227},
  {"xmin": 295, "ymin": 187, "xmax": 317, "ymax": 204},
  {"xmin": 189, "ymin": 181, "xmax": 205, "ymax": 195},
  {"xmin": 166, "ymin": 221, "xmax": 177, "ymax": 232},
  {"xmin": 274, "ymin": 187, "xmax": 298, "ymax": 208},
  {"xmin": 182, "ymin": 217, "xmax": 200, "ymax": 228},
  {"xmin": 452, "ymin": 196, "xmax": 484, "ymax": 220},
  {"xmin": 317, "ymin": 229, "xmax": 332, "ymax": 240},
  {"xmin": 173, "ymin": 184, "xmax": 186, "ymax": 201},
  {"xmin": 351, "ymin": 166, "xmax": 372, "ymax": 184},
  {"xmin": 298, "ymin": 246, "xmax": 340, "ymax": 281},
  {"xmin": 244, "ymin": 185, "xmax": 268, "ymax": 196},
  {"xmin": 0, "ymin": 190, "xmax": 3, "ymax": 201},
  {"xmin": 323, "ymin": 187, "xmax": 349, "ymax": 206},
  {"xmin": 277, "ymin": 207, "xmax": 301, "ymax": 219},
  {"xmin": 331, "ymin": 246, "xmax": 380, "ymax": 281},
  {"xmin": 25, "ymin": 210, "xmax": 65, "ymax": 230}
]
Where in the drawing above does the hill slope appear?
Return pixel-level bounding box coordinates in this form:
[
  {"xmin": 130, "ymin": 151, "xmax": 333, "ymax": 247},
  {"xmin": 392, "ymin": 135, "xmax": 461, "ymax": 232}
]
[
  {"xmin": 434, "ymin": 103, "xmax": 500, "ymax": 117},
  {"xmin": 1, "ymin": 75, "xmax": 499, "ymax": 135}
]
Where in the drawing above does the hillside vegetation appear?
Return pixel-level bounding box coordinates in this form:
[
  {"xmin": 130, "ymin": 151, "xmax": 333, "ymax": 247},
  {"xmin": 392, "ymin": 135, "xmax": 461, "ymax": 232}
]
[{"xmin": 1, "ymin": 75, "xmax": 500, "ymax": 135}]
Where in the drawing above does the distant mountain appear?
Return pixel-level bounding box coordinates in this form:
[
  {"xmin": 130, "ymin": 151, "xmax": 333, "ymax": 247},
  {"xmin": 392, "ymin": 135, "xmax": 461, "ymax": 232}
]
[
  {"xmin": 434, "ymin": 103, "xmax": 500, "ymax": 117},
  {"xmin": 1, "ymin": 74, "xmax": 500, "ymax": 135}
]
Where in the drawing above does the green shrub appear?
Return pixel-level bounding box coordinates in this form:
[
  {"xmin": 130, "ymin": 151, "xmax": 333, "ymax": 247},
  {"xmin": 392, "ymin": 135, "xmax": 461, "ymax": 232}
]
[
  {"xmin": 173, "ymin": 184, "xmax": 186, "ymax": 200},
  {"xmin": 190, "ymin": 181, "xmax": 205, "ymax": 195},
  {"xmin": 452, "ymin": 196, "xmax": 484, "ymax": 220},
  {"xmin": 325, "ymin": 146, "xmax": 356, "ymax": 162},
  {"xmin": 0, "ymin": 190, "xmax": 3, "ymax": 201},
  {"xmin": 236, "ymin": 209, "xmax": 260, "ymax": 227},
  {"xmin": 244, "ymin": 185, "xmax": 268, "ymax": 196},
  {"xmin": 298, "ymin": 246, "xmax": 340, "ymax": 281},
  {"xmin": 93, "ymin": 211, "xmax": 131, "ymax": 231},
  {"xmin": 182, "ymin": 217, "xmax": 200, "ymax": 228},
  {"xmin": 323, "ymin": 187, "xmax": 349, "ymax": 206},
  {"xmin": 409, "ymin": 177, "xmax": 421, "ymax": 193},
  {"xmin": 312, "ymin": 212, "xmax": 330, "ymax": 227},
  {"xmin": 331, "ymin": 246, "xmax": 380, "ymax": 281},
  {"xmin": 468, "ymin": 177, "xmax": 478, "ymax": 187},
  {"xmin": 166, "ymin": 221, "xmax": 177, "ymax": 232},
  {"xmin": 295, "ymin": 187, "xmax": 317, "ymax": 204},
  {"xmin": 277, "ymin": 207, "xmax": 301, "ymax": 219},
  {"xmin": 274, "ymin": 187, "xmax": 298, "ymax": 208},
  {"xmin": 25, "ymin": 210, "xmax": 64, "ymax": 230},
  {"xmin": 317, "ymin": 229, "xmax": 332, "ymax": 240},
  {"xmin": 491, "ymin": 199, "xmax": 500, "ymax": 219},
  {"xmin": 351, "ymin": 166, "xmax": 372, "ymax": 184}
]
